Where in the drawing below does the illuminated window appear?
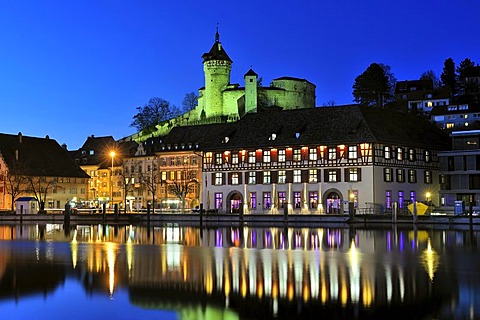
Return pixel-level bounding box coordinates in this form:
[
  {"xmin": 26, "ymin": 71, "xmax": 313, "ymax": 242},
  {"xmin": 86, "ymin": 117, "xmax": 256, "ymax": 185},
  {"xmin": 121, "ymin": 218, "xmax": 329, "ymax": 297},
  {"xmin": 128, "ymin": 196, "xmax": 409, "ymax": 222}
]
[
  {"xmin": 278, "ymin": 149, "xmax": 286, "ymax": 162},
  {"xmin": 397, "ymin": 148, "xmax": 403, "ymax": 161},
  {"xmin": 231, "ymin": 173, "xmax": 239, "ymax": 185},
  {"xmin": 278, "ymin": 192, "xmax": 286, "ymax": 208},
  {"xmin": 424, "ymin": 170, "xmax": 432, "ymax": 184},
  {"xmin": 410, "ymin": 191, "xmax": 416, "ymax": 203},
  {"xmin": 348, "ymin": 145, "xmax": 358, "ymax": 159},
  {"xmin": 248, "ymin": 172, "xmax": 256, "ymax": 184},
  {"xmin": 309, "ymin": 169, "xmax": 317, "ymax": 183},
  {"xmin": 215, "ymin": 173, "xmax": 223, "ymax": 185},
  {"xmin": 384, "ymin": 146, "xmax": 391, "ymax": 159},
  {"xmin": 294, "ymin": 192, "xmax": 302, "ymax": 208},
  {"xmin": 263, "ymin": 171, "xmax": 271, "ymax": 184},
  {"xmin": 408, "ymin": 169, "xmax": 417, "ymax": 183},
  {"xmin": 309, "ymin": 148, "xmax": 317, "ymax": 160},
  {"xmin": 161, "ymin": 157, "xmax": 167, "ymax": 166},
  {"xmin": 293, "ymin": 149, "xmax": 301, "ymax": 161},
  {"xmin": 170, "ymin": 157, "xmax": 175, "ymax": 166},
  {"xmin": 263, "ymin": 150, "xmax": 271, "ymax": 163},
  {"xmin": 348, "ymin": 168, "xmax": 360, "ymax": 182},
  {"xmin": 278, "ymin": 170, "xmax": 286, "ymax": 184},
  {"xmin": 328, "ymin": 147, "xmax": 336, "ymax": 160},
  {"xmin": 386, "ymin": 190, "xmax": 392, "ymax": 209},
  {"xmin": 204, "ymin": 152, "xmax": 213, "ymax": 164},
  {"xmin": 446, "ymin": 123, "xmax": 454, "ymax": 129},
  {"xmin": 191, "ymin": 156, "xmax": 197, "ymax": 165},
  {"xmin": 248, "ymin": 151, "xmax": 256, "ymax": 164},
  {"xmin": 231, "ymin": 153, "xmax": 238, "ymax": 165},
  {"xmin": 327, "ymin": 169, "xmax": 338, "ymax": 182},
  {"xmin": 424, "ymin": 150, "xmax": 431, "ymax": 163},
  {"xmin": 408, "ymin": 149, "xmax": 416, "ymax": 161},
  {"xmin": 249, "ymin": 192, "xmax": 257, "ymax": 209},
  {"xmin": 293, "ymin": 169, "xmax": 301, "ymax": 183},
  {"xmin": 263, "ymin": 192, "xmax": 271, "ymax": 209},
  {"xmin": 215, "ymin": 153, "xmax": 222, "ymax": 165},
  {"xmin": 398, "ymin": 190, "xmax": 404, "ymax": 208},
  {"xmin": 309, "ymin": 191, "xmax": 318, "ymax": 208},
  {"xmin": 215, "ymin": 193, "xmax": 223, "ymax": 209},
  {"xmin": 396, "ymin": 169, "xmax": 405, "ymax": 182}
]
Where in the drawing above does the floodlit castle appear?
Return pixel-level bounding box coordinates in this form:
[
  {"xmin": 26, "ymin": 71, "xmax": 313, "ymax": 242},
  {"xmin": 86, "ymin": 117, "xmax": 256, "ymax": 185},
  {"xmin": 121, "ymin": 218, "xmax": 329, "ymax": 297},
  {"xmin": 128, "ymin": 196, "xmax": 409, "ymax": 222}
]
[{"xmin": 130, "ymin": 30, "xmax": 316, "ymax": 142}]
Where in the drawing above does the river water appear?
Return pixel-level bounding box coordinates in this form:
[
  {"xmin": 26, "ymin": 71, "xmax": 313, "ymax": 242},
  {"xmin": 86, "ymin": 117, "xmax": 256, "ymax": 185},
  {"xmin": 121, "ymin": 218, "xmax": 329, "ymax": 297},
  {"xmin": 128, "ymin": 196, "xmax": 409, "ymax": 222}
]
[{"xmin": 0, "ymin": 223, "xmax": 478, "ymax": 319}]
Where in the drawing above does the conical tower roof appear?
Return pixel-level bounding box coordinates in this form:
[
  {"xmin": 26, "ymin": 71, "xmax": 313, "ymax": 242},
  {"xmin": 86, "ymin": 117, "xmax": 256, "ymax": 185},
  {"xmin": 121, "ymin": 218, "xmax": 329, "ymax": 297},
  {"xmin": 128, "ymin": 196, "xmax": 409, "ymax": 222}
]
[{"xmin": 201, "ymin": 29, "xmax": 232, "ymax": 63}]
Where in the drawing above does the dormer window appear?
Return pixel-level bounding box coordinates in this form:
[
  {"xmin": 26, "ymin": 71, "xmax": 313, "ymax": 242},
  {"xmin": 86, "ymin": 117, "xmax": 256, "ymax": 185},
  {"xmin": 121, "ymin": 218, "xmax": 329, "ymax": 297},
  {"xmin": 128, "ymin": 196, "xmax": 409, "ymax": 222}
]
[
  {"xmin": 270, "ymin": 133, "xmax": 277, "ymax": 141},
  {"xmin": 295, "ymin": 132, "xmax": 301, "ymax": 139},
  {"xmin": 89, "ymin": 150, "xmax": 94, "ymax": 155},
  {"xmin": 224, "ymin": 136, "xmax": 229, "ymax": 143}
]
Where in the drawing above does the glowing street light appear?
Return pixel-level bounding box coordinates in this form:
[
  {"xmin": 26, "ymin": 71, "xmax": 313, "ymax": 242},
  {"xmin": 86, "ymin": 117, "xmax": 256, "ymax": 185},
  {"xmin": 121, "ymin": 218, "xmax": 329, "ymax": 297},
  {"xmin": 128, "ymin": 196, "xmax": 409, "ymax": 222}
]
[
  {"xmin": 110, "ymin": 151, "xmax": 116, "ymax": 208},
  {"xmin": 426, "ymin": 192, "xmax": 432, "ymax": 214}
]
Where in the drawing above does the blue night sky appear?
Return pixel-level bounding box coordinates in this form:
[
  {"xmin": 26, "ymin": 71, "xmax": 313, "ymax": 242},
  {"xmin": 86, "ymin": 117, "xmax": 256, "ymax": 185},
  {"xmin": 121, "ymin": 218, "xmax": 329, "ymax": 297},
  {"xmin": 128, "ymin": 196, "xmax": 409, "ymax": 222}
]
[{"xmin": 0, "ymin": 0, "xmax": 478, "ymax": 149}]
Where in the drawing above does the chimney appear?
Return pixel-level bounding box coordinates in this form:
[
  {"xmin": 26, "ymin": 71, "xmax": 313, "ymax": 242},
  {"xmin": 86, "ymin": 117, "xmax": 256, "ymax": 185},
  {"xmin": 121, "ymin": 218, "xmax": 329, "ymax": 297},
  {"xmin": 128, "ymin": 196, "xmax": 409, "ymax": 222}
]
[
  {"xmin": 15, "ymin": 149, "xmax": 18, "ymax": 161},
  {"xmin": 18, "ymin": 132, "xmax": 22, "ymax": 143}
]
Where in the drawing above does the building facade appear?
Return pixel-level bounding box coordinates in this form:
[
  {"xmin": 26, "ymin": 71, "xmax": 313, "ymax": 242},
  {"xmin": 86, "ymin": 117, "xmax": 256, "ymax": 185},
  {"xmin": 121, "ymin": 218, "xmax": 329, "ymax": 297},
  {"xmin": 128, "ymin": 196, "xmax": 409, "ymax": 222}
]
[
  {"xmin": 0, "ymin": 132, "xmax": 89, "ymax": 212},
  {"xmin": 438, "ymin": 130, "xmax": 480, "ymax": 213},
  {"xmin": 193, "ymin": 106, "xmax": 448, "ymax": 214}
]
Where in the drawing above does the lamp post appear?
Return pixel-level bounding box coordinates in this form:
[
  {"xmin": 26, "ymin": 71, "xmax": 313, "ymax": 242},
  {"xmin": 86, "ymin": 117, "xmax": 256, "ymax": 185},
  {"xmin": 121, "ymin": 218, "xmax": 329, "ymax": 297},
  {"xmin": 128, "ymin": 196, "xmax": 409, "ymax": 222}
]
[
  {"xmin": 110, "ymin": 151, "xmax": 116, "ymax": 209},
  {"xmin": 426, "ymin": 192, "xmax": 431, "ymax": 214}
]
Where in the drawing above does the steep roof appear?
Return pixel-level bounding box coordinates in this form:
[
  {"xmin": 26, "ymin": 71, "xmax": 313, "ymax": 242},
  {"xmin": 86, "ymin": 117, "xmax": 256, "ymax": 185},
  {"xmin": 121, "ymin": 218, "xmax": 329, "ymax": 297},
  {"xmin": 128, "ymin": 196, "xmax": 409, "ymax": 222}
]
[
  {"xmin": 0, "ymin": 133, "xmax": 89, "ymax": 178},
  {"xmin": 395, "ymin": 79, "xmax": 433, "ymax": 93},
  {"xmin": 201, "ymin": 32, "xmax": 232, "ymax": 63},
  {"xmin": 152, "ymin": 105, "xmax": 449, "ymax": 151},
  {"xmin": 70, "ymin": 135, "xmax": 138, "ymax": 168}
]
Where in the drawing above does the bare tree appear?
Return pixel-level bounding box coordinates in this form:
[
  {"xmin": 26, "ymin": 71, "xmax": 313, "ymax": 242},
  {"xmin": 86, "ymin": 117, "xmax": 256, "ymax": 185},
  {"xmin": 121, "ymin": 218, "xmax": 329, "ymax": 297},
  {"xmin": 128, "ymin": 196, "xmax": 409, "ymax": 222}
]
[
  {"xmin": 120, "ymin": 165, "xmax": 136, "ymax": 213},
  {"xmin": 26, "ymin": 176, "xmax": 57, "ymax": 212},
  {"xmin": 3, "ymin": 170, "xmax": 28, "ymax": 212},
  {"xmin": 166, "ymin": 161, "xmax": 199, "ymax": 212},
  {"xmin": 182, "ymin": 92, "xmax": 198, "ymax": 113},
  {"xmin": 134, "ymin": 158, "xmax": 159, "ymax": 212}
]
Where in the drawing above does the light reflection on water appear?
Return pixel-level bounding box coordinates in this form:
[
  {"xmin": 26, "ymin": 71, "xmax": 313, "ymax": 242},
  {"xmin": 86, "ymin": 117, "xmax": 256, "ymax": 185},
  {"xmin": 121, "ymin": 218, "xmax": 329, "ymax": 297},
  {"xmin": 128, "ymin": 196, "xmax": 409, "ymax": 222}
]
[{"xmin": 0, "ymin": 223, "xmax": 479, "ymax": 319}]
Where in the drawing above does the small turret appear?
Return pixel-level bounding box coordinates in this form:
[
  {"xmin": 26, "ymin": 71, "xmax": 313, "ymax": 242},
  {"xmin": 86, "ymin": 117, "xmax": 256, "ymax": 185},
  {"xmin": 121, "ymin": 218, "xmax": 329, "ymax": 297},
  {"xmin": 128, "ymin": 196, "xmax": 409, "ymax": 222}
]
[{"xmin": 244, "ymin": 68, "xmax": 258, "ymax": 114}]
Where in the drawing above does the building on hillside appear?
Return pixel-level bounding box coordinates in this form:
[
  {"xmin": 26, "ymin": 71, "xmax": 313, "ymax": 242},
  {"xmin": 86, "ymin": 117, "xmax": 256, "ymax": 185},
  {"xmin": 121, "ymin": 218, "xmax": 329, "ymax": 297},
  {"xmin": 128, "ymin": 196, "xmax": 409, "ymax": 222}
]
[
  {"xmin": 127, "ymin": 30, "xmax": 316, "ymax": 143},
  {"xmin": 394, "ymin": 79, "xmax": 450, "ymax": 115},
  {"xmin": 171, "ymin": 105, "xmax": 448, "ymax": 215},
  {"xmin": 438, "ymin": 130, "xmax": 480, "ymax": 213},
  {"xmin": 431, "ymin": 102, "xmax": 480, "ymax": 130},
  {"xmin": 123, "ymin": 139, "xmax": 202, "ymax": 212},
  {"xmin": 69, "ymin": 135, "xmax": 138, "ymax": 209},
  {"xmin": 0, "ymin": 132, "xmax": 89, "ymax": 212}
]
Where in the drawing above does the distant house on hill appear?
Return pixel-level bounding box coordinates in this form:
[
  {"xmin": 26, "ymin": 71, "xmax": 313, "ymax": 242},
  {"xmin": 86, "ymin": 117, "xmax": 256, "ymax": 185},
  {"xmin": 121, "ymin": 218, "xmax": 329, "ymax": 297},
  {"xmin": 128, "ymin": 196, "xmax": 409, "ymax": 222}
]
[
  {"xmin": 394, "ymin": 79, "xmax": 450, "ymax": 115},
  {"xmin": 0, "ymin": 132, "xmax": 90, "ymax": 212}
]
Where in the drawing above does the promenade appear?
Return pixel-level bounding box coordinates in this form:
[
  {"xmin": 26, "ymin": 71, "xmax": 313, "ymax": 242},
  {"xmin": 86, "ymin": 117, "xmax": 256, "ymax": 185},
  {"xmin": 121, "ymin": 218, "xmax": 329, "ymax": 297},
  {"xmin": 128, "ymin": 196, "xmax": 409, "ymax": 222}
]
[{"xmin": 1, "ymin": 211, "xmax": 479, "ymax": 227}]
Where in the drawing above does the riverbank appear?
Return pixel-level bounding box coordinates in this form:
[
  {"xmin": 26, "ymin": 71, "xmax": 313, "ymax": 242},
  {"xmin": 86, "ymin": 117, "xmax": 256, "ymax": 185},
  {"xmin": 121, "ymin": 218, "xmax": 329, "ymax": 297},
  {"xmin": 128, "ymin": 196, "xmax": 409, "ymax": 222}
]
[{"xmin": 1, "ymin": 211, "xmax": 479, "ymax": 227}]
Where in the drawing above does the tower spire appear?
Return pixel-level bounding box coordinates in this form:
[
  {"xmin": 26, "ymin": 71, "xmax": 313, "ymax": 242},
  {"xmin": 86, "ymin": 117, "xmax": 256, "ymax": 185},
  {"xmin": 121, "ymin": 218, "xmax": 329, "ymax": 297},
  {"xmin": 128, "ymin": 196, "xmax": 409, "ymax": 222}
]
[{"xmin": 215, "ymin": 23, "xmax": 220, "ymax": 42}]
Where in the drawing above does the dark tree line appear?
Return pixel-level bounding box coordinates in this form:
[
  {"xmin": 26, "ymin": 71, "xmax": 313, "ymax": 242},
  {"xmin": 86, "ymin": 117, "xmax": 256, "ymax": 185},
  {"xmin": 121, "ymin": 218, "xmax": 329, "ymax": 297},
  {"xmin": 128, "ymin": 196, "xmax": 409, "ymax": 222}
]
[{"xmin": 352, "ymin": 57, "xmax": 478, "ymax": 108}]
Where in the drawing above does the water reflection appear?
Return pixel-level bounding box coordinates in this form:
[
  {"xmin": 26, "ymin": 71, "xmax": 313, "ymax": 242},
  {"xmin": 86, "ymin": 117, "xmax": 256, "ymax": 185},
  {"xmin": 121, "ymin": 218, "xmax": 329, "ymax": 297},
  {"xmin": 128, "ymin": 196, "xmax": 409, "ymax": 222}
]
[{"xmin": 0, "ymin": 224, "xmax": 479, "ymax": 319}]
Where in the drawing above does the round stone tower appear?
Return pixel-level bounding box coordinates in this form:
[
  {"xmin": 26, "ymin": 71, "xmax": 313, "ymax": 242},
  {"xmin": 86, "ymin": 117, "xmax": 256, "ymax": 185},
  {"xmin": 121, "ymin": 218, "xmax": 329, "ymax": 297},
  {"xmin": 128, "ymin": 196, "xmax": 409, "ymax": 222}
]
[{"xmin": 201, "ymin": 30, "xmax": 232, "ymax": 118}]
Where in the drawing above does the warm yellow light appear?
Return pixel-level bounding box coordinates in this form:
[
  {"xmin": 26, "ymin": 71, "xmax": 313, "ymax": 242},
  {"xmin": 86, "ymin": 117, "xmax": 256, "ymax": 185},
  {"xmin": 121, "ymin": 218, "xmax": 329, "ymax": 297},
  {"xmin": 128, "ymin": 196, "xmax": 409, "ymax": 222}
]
[
  {"xmin": 426, "ymin": 192, "xmax": 431, "ymax": 199},
  {"xmin": 110, "ymin": 151, "xmax": 116, "ymax": 158}
]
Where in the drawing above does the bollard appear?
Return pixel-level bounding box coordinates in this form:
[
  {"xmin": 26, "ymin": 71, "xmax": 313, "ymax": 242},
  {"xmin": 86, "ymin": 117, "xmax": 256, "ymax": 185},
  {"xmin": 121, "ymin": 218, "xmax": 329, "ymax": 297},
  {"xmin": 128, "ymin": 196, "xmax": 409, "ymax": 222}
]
[
  {"xmin": 64, "ymin": 204, "xmax": 71, "ymax": 225},
  {"xmin": 348, "ymin": 202, "xmax": 355, "ymax": 221},
  {"xmin": 283, "ymin": 203, "xmax": 288, "ymax": 222},
  {"xmin": 392, "ymin": 202, "xmax": 397, "ymax": 224},
  {"xmin": 102, "ymin": 203, "xmax": 106, "ymax": 223},
  {"xmin": 147, "ymin": 203, "xmax": 151, "ymax": 225},
  {"xmin": 413, "ymin": 201, "xmax": 418, "ymax": 224},
  {"xmin": 114, "ymin": 203, "xmax": 119, "ymax": 222}
]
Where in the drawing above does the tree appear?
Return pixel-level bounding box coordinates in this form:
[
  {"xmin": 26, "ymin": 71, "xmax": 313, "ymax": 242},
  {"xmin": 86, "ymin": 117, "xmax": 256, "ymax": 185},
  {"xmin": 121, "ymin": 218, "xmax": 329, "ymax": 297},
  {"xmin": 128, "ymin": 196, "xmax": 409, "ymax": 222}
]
[
  {"xmin": 440, "ymin": 58, "xmax": 457, "ymax": 94},
  {"xmin": 457, "ymin": 58, "xmax": 476, "ymax": 79},
  {"xmin": 166, "ymin": 161, "xmax": 199, "ymax": 212},
  {"xmin": 130, "ymin": 97, "xmax": 178, "ymax": 132},
  {"xmin": 352, "ymin": 63, "xmax": 396, "ymax": 108},
  {"xmin": 134, "ymin": 158, "xmax": 159, "ymax": 211},
  {"xmin": 26, "ymin": 176, "xmax": 57, "ymax": 212},
  {"xmin": 182, "ymin": 92, "xmax": 198, "ymax": 113},
  {"xmin": 3, "ymin": 170, "xmax": 27, "ymax": 212},
  {"xmin": 420, "ymin": 70, "xmax": 440, "ymax": 89}
]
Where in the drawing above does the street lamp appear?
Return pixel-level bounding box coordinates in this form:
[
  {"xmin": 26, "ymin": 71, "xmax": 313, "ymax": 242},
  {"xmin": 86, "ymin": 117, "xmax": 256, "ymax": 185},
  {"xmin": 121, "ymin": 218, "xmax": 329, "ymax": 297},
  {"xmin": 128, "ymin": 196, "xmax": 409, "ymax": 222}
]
[
  {"xmin": 110, "ymin": 151, "xmax": 116, "ymax": 208},
  {"xmin": 426, "ymin": 192, "xmax": 431, "ymax": 214}
]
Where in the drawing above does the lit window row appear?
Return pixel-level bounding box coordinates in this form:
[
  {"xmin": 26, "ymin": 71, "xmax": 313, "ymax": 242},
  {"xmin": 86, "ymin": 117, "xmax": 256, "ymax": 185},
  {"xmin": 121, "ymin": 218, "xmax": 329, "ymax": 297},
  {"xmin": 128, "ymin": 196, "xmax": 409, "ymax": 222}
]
[
  {"xmin": 204, "ymin": 144, "xmax": 372, "ymax": 165},
  {"xmin": 384, "ymin": 168, "xmax": 432, "ymax": 184},
  {"xmin": 383, "ymin": 146, "xmax": 431, "ymax": 162},
  {"xmin": 212, "ymin": 168, "xmax": 362, "ymax": 185}
]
